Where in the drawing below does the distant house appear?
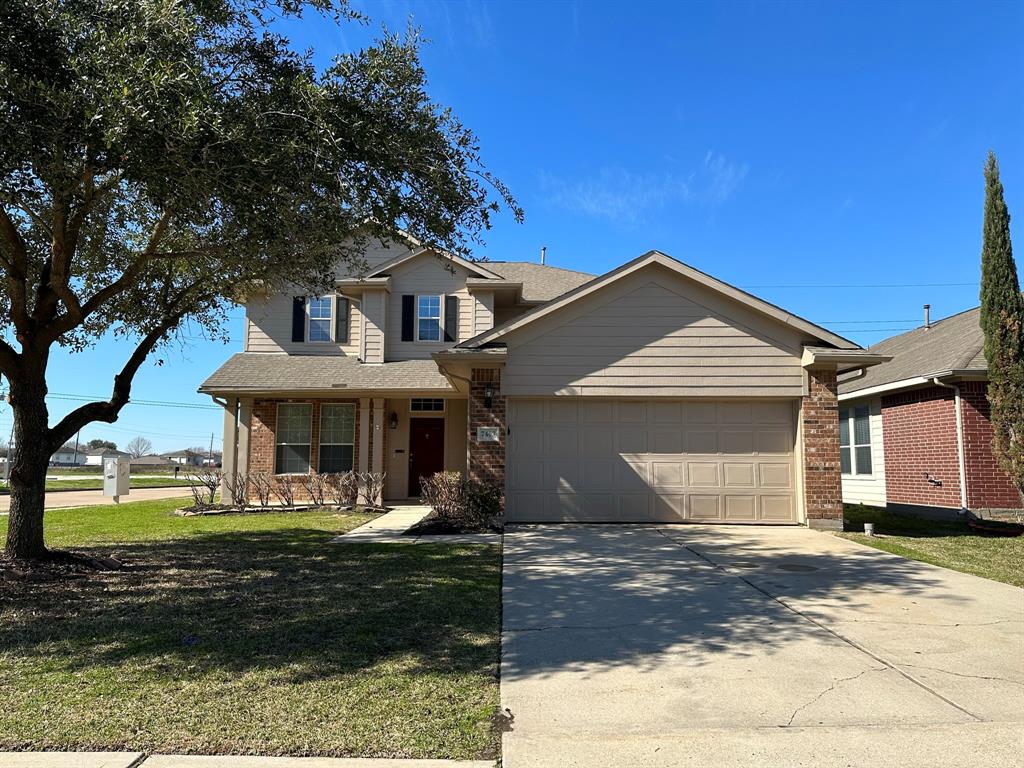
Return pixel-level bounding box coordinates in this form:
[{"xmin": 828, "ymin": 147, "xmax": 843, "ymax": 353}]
[
  {"xmin": 839, "ymin": 306, "xmax": 1023, "ymax": 519},
  {"xmin": 161, "ymin": 450, "xmax": 203, "ymax": 466},
  {"xmin": 130, "ymin": 453, "xmax": 170, "ymax": 467},
  {"xmin": 50, "ymin": 443, "xmax": 86, "ymax": 466},
  {"xmin": 83, "ymin": 448, "xmax": 131, "ymax": 466}
]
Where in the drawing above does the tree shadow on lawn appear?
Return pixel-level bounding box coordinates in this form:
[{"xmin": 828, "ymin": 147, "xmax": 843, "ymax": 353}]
[
  {"xmin": 0, "ymin": 529, "xmax": 501, "ymax": 683},
  {"xmin": 843, "ymin": 504, "xmax": 1024, "ymax": 539}
]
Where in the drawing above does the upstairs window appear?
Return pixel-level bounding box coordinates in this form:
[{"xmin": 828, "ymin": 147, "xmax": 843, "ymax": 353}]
[
  {"xmin": 417, "ymin": 295, "xmax": 441, "ymax": 341},
  {"xmin": 839, "ymin": 405, "xmax": 872, "ymax": 476},
  {"xmin": 308, "ymin": 296, "xmax": 333, "ymax": 342},
  {"xmin": 276, "ymin": 403, "xmax": 312, "ymax": 474}
]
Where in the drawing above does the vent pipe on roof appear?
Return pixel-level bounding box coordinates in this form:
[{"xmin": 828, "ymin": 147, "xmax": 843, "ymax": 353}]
[
  {"xmin": 540, "ymin": 246, "xmax": 546, "ymax": 265},
  {"xmin": 923, "ymin": 304, "xmax": 931, "ymax": 330}
]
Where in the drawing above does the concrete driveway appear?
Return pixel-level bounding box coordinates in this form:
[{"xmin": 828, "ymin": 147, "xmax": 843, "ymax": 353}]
[{"xmin": 501, "ymin": 525, "xmax": 1024, "ymax": 767}]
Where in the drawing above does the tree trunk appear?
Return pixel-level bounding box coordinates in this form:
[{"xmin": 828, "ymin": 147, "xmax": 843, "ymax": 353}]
[{"xmin": 3, "ymin": 374, "xmax": 52, "ymax": 560}]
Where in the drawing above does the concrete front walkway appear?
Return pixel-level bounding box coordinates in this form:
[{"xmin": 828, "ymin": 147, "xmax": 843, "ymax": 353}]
[
  {"xmin": 501, "ymin": 524, "xmax": 1024, "ymax": 767},
  {"xmin": 329, "ymin": 506, "xmax": 500, "ymax": 544}
]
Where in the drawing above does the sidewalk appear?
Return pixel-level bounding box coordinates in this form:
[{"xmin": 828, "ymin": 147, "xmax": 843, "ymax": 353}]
[
  {"xmin": 329, "ymin": 506, "xmax": 500, "ymax": 545},
  {"xmin": 0, "ymin": 754, "xmax": 495, "ymax": 767},
  {"xmin": 0, "ymin": 486, "xmax": 194, "ymax": 513}
]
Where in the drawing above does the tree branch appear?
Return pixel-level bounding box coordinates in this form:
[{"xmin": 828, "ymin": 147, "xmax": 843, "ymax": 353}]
[{"xmin": 0, "ymin": 206, "xmax": 32, "ymax": 334}]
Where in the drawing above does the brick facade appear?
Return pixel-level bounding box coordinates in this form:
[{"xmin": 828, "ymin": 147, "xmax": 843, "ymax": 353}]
[
  {"xmin": 467, "ymin": 368, "xmax": 506, "ymax": 490},
  {"xmin": 801, "ymin": 369, "xmax": 843, "ymax": 529},
  {"xmin": 249, "ymin": 398, "xmax": 362, "ymax": 500},
  {"xmin": 880, "ymin": 382, "xmax": 1022, "ymax": 512},
  {"xmin": 881, "ymin": 387, "xmax": 961, "ymax": 509}
]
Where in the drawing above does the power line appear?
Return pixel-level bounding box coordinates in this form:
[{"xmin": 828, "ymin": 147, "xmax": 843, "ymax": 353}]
[
  {"xmin": 47, "ymin": 392, "xmax": 221, "ymax": 411},
  {"xmin": 741, "ymin": 282, "xmax": 975, "ymax": 289}
]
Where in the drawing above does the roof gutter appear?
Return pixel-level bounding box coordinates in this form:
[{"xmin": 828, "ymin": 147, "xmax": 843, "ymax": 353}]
[
  {"xmin": 931, "ymin": 377, "xmax": 969, "ymax": 513},
  {"xmin": 838, "ymin": 368, "xmax": 988, "ymax": 401}
]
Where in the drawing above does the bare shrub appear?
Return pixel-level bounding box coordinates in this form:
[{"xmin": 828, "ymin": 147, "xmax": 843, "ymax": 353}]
[
  {"xmin": 187, "ymin": 469, "xmax": 221, "ymax": 505},
  {"xmin": 419, "ymin": 472, "xmax": 503, "ymax": 530},
  {"xmin": 249, "ymin": 471, "xmax": 273, "ymax": 509},
  {"xmin": 359, "ymin": 471, "xmax": 387, "ymax": 511},
  {"xmin": 299, "ymin": 472, "xmax": 328, "ymax": 507},
  {"xmin": 274, "ymin": 474, "xmax": 297, "ymax": 508},
  {"xmin": 223, "ymin": 472, "xmax": 249, "ymax": 512},
  {"xmin": 324, "ymin": 471, "xmax": 359, "ymax": 509}
]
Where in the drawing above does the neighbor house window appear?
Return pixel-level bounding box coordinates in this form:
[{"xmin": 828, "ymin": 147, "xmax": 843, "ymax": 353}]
[
  {"xmin": 410, "ymin": 398, "xmax": 445, "ymax": 412},
  {"xmin": 319, "ymin": 403, "xmax": 355, "ymax": 473},
  {"xmin": 416, "ymin": 295, "xmax": 441, "ymax": 341},
  {"xmin": 839, "ymin": 405, "xmax": 872, "ymax": 476},
  {"xmin": 276, "ymin": 403, "xmax": 312, "ymax": 473},
  {"xmin": 308, "ymin": 296, "xmax": 333, "ymax": 342}
]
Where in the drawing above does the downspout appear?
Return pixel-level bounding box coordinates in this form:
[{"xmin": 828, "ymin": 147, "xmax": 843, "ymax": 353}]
[{"xmin": 931, "ymin": 378, "xmax": 968, "ymax": 513}]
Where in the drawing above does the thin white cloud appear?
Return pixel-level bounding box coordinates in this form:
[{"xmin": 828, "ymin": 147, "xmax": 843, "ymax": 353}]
[{"xmin": 540, "ymin": 151, "xmax": 749, "ymax": 223}]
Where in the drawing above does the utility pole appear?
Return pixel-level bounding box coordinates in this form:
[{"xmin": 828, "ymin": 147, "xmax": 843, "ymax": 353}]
[
  {"xmin": 73, "ymin": 429, "xmax": 81, "ymax": 466},
  {"xmin": 209, "ymin": 432, "xmax": 214, "ymax": 467}
]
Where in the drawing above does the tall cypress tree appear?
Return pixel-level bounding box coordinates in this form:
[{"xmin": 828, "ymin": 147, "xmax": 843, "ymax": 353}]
[{"xmin": 980, "ymin": 152, "xmax": 1024, "ymax": 504}]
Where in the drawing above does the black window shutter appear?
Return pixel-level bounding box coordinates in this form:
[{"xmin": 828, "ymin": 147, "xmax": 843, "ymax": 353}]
[
  {"xmin": 335, "ymin": 297, "xmax": 349, "ymax": 344},
  {"xmin": 444, "ymin": 295, "xmax": 458, "ymax": 342},
  {"xmin": 291, "ymin": 297, "xmax": 305, "ymax": 342},
  {"xmin": 401, "ymin": 295, "xmax": 414, "ymax": 341}
]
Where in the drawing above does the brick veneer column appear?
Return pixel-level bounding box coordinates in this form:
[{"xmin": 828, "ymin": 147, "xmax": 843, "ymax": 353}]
[
  {"xmin": 468, "ymin": 368, "xmax": 506, "ymax": 490},
  {"xmin": 802, "ymin": 368, "xmax": 843, "ymax": 529}
]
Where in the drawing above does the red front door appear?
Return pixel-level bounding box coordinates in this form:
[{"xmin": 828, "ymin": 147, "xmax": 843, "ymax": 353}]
[{"xmin": 408, "ymin": 418, "xmax": 445, "ymax": 496}]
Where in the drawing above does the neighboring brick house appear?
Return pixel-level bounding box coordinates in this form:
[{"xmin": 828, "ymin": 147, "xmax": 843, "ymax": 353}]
[
  {"xmin": 200, "ymin": 237, "xmax": 886, "ymax": 527},
  {"xmin": 838, "ymin": 306, "xmax": 1023, "ymax": 519}
]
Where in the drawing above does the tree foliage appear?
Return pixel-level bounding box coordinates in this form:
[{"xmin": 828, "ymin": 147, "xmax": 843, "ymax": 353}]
[
  {"xmin": 0, "ymin": 0, "xmax": 519, "ymax": 558},
  {"xmin": 85, "ymin": 438, "xmax": 117, "ymax": 451},
  {"xmin": 979, "ymin": 152, "xmax": 1024, "ymax": 502}
]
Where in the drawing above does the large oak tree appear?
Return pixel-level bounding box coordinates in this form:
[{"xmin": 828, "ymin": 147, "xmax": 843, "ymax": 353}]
[{"xmin": 0, "ymin": 0, "xmax": 519, "ymax": 559}]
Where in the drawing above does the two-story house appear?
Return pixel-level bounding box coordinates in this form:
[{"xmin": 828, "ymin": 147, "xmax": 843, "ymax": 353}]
[{"xmin": 200, "ymin": 237, "xmax": 887, "ymax": 527}]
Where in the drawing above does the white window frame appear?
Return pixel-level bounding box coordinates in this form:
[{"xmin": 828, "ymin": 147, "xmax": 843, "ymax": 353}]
[
  {"xmin": 307, "ymin": 295, "xmax": 334, "ymax": 344},
  {"xmin": 840, "ymin": 405, "xmax": 873, "ymax": 477},
  {"xmin": 415, "ymin": 294, "xmax": 443, "ymax": 343},
  {"xmin": 410, "ymin": 398, "xmax": 446, "ymax": 413},
  {"xmin": 318, "ymin": 403, "xmax": 356, "ymax": 473},
  {"xmin": 275, "ymin": 402, "xmax": 312, "ymax": 475}
]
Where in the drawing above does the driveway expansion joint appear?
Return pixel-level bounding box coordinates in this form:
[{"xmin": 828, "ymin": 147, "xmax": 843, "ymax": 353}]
[{"xmin": 652, "ymin": 527, "xmax": 986, "ymax": 724}]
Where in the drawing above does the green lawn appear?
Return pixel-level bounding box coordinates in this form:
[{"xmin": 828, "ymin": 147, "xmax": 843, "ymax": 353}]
[
  {"xmin": 0, "ymin": 499, "xmax": 502, "ymax": 759},
  {"xmin": 1, "ymin": 476, "xmax": 196, "ymax": 493},
  {"xmin": 841, "ymin": 505, "xmax": 1024, "ymax": 587}
]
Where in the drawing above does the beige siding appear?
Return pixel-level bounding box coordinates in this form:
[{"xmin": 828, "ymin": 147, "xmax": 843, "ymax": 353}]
[
  {"xmin": 335, "ymin": 238, "xmax": 411, "ymax": 278},
  {"xmin": 385, "ymin": 254, "xmax": 474, "ymax": 360},
  {"xmin": 494, "ymin": 304, "xmax": 535, "ymax": 326},
  {"xmin": 361, "ymin": 289, "xmax": 387, "ymax": 364},
  {"xmin": 244, "ymin": 292, "xmax": 360, "ymax": 357},
  {"xmin": 840, "ymin": 396, "xmax": 887, "ymax": 507},
  {"xmin": 472, "ymin": 291, "xmax": 495, "ymax": 337},
  {"xmin": 502, "ymin": 267, "xmax": 810, "ymax": 398}
]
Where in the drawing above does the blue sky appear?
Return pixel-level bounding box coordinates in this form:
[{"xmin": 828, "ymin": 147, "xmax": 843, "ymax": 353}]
[{"xmin": 12, "ymin": 0, "xmax": 1022, "ymax": 453}]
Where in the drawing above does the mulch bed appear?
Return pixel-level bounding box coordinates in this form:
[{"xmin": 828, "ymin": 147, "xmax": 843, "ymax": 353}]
[{"xmin": 404, "ymin": 513, "xmax": 501, "ymax": 536}]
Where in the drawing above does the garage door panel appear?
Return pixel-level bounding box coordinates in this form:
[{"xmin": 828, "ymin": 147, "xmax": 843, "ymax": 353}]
[
  {"xmin": 506, "ymin": 398, "xmax": 797, "ymax": 524},
  {"xmin": 723, "ymin": 462, "xmax": 756, "ymax": 487},
  {"xmin": 724, "ymin": 495, "xmax": 757, "ymax": 521}
]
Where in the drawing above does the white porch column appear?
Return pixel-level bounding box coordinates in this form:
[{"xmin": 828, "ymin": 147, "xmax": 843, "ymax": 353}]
[
  {"xmin": 371, "ymin": 397, "xmax": 385, "ymax": 505},
  {"xmin": 358, "ymin": 397, "xmax": 370, "ymax": 473}
]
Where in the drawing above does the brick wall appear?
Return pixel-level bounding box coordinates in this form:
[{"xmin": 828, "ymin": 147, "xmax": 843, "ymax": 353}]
[
  {"xmin": 468, "ymin": 368, "xmax": 506, "ymax": 490},
  {"xmin": 881, "ymin": 387, "xmax": 961, "ymax": 509},
  {"xmin": 802, "ymin": 369, "xmax": 843, "ymax": 528},
  {"xmin": 249, "ymin": 398, "xmax": 361, "ymax": 500},
  {"xmin": 957, "ymin": 382, "xmax": 1022, "ymax": 511}
]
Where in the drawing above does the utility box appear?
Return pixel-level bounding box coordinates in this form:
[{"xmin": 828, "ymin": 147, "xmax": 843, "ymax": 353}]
[{"xmin": 103, "ymin": 456, "xmax": 130, "ymax": 502}]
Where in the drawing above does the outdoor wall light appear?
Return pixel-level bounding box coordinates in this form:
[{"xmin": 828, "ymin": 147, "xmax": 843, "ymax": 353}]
[
  {"xmin": 483, "ymin": 384, "xmax": 494, "ymax": 408},
  {"xmin": 389, "ymin": 411, "xmax": 398, "ymax": 430}
]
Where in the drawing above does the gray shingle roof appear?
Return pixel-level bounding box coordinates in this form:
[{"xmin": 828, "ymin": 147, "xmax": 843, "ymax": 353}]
[
  {"xmin": 486, "ymin": 262, "xmax": 595, "ymax": 302},
  {"xmin": 839, "ymin": 307, "xmax": 986, "ymax": 395},
  {"xmin": 199, "ymin": 354, "xmax": 453, "ymax": 394}
]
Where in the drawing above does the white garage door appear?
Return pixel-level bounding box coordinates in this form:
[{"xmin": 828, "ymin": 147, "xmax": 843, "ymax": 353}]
[{"xmin": 506, "ymin": 399, "xmax": 798, "ymax": 523}]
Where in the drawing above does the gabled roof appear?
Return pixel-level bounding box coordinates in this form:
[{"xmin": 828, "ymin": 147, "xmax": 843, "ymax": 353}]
[
  {"xmin": 458, "ymin": 250, "xmax": 860, "ymax": 351},
  {"xmin": 839, "ymin": 306, "xmax": 987, "ymax": 396},
  {"xmin": 365, "ymin": 247, "xmax": 504, "ymax": 280}
]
